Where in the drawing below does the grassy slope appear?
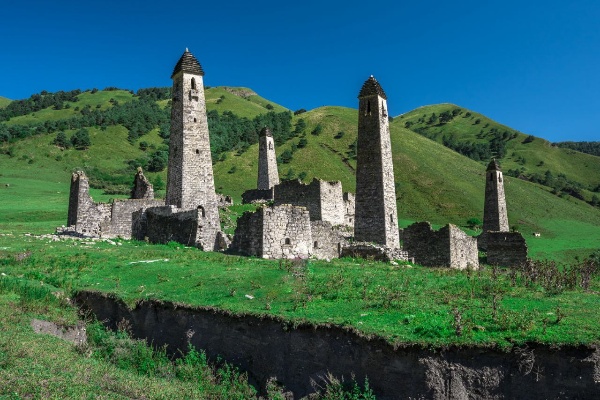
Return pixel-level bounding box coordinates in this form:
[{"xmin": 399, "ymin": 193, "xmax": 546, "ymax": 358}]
[
  {"xmin": 397, "ymin": 103, "xmax": 600, "ymax": 192},
  {"xmin": 0, "ymin": 96, "xmax": 11, "ymax": 108}
]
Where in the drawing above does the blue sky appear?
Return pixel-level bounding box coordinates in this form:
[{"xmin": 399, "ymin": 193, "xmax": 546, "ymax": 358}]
[{"xmin": 1, "ymin": 0, "xmax": 599, "ymax": 142}]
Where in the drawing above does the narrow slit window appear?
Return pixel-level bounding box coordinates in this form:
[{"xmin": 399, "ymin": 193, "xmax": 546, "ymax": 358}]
[{"xmin": 191, "ymin": 78, "xmax": 196, "ymax": 90}]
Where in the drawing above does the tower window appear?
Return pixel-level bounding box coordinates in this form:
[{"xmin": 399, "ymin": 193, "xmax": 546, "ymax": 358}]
[
  {"xmin": 284, "ymin": 238, "xmax": 291, "ymax": 245},
  {"xmin": 314, "ymin": 241, "xmax": 318, "ymax": 248},
  {"xmin": 366, "ymin": 100, "xmax": 371, "ymax": 116},
  {"xmin": 194, "ymin": 118, "xmax": 197, "ymax": 122},
  {"xmin": 197, "ymin": 205, "xmax": 206, "ymax": 217},
  {"xmin": 195, "ymin": 149, "xmax": 200, "ymax": 154},
  {"xmin": 191, "ymin": 78, "xmax": 196, "ymax": 90},
  {"xmin": 268, "ymin": 142, "xmax": 273, "ymax": 150},
  {"xmin": 390, "ymin": 214, "xmax": 394, "ymax": 223}
]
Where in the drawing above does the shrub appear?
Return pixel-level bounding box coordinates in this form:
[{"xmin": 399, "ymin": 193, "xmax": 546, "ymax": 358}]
[{"xmin": 70, "ymin": 129, "xmax": 91, "ymax": 150}]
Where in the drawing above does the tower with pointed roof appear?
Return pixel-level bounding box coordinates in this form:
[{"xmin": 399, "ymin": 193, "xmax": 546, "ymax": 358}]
[
  {"xmin": 354, "ymin": 76, "xmax": 400, "ymax": 248},
  {"xmin": 482, "ymin": 158, "xmax": 509, "ymax": 234},
  {"xmin": 166, "ymin": 48, "xmax": 220, "ymax": 249},
  {"xmin": 257, "ymin": 127, "xmax": 279, "ymax": 190}
]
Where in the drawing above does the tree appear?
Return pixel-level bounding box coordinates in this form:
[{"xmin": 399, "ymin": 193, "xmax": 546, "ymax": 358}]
[
  {"xmin": 147, "ymin": 150, "xmax": 168, "ymax": 172},
  {"xmin": 70, "ymin": 129, "xmax": 91, "ymax": 150},
  {"xmin": 297, "ymin": 138, "xmax": 308, "ymax": 148},
  {"xmin": 311, "ymin": 124, "xmax": 323, "ymax": 136},
  {"xmin": 265, "ymin": 103, "xmax": 274, "ymax": 110},
  {"xmin": 293, "ymin": 109, "xmax": 306, "ymax": 115},
  {"xmin": 53, "ymin": 131, "xmax": 70, "ymax": 148},
  {"xmin": 278, "ymin": 149, "xmax": 293, "ymax": 164}
]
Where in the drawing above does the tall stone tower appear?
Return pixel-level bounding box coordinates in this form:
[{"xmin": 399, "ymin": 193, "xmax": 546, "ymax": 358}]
[
  {"xmin": 354, "ymin": 76, "xmax": 400, "ymax": 248},
  {"xmin": 165, "ymin": 48, "xmax": 220, "ymax": 249},
  {"xmin": 483, "ymin": 159, "xmax": 509, "ymax": 233},
  {"xmin": 257, "ymin": 127, "xmax": 279, "ymax": 190}
]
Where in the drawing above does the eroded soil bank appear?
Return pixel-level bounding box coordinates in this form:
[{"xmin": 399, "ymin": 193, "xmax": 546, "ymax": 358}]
[{"xmin": 75, "ymin": 291, "xmax": 599, "ymax": 399}]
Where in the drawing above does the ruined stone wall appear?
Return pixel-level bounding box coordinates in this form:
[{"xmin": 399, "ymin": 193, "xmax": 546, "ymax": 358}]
[
  {"xmin": 228, "ymin": 209, "xmax": 264, "ymax": 257},
  {"xmin": 67, "ymin": 171, "xmax": 112, "ymax": 237},
  {"xmin": 486, "ymin": 232, "xmax": 528, "ymax": 266},
  {"xmin": 145, "ymin": 206, "xmax": 199, "ymax": 247},
  {"xmin": 403, "ymin": 222, "xmax": 450, "ymax": 267},
  {"xmin": 343, "ymin": 192, "xmax": 355, "ymax": 227},
  {"xmin": 310, "ymin": 221, "xmax": 349, "ymax": 260},
  {"xmin": 448, "ymin": 225, "xmax": 479, "ymax": 270},
  {"xmin": 130, "ymin": 168, "xmax": 154, "ymax": 200},
  {"xmin": 230, "ymin": 205, "xmax": 312, "ymax": 259},
  {"xmin": 109, "ymin": 199, "xmax": 163, "ymax": 239},
  {"xmin": 241, "ymin": 188, "xmax": 274, "ymax": 204},
  {"xmin": 354, "ymin": 77, "xmax": 399, "ymax": 248},
  {"xmin": 274, "ymin": 179, "xmax": 346, "ymax": 226},
  {"xmin": 403, "ymin": 223, "xmax": 478, "ymax": 269}
]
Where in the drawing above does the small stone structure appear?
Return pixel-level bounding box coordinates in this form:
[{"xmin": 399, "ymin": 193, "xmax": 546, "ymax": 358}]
[
  {"xmin": 66, "ymin": 170, "xmax": 162, "ymax": 239},
  {"xmin": 486, "ymin": 232, "xmax": 528, "ymax": 266},
  {"xmin": 403, "ymin": 222, "xmax": 478, "ymax": 270},
  {"xmin": 354, "ymin": 76, "xmax": 400, "ymax": 248},
  {"xmin": 229, "ymin": 205, "xmax": 348, "ymax": 260},
  {"xmin": 340, "ymin": 242, "xmax": 409, "ymax": 262},
  {"xmin": 274, "ymin": 178, "xmax": 352, "ymax": 227},
  {"xmin": 257, "ymin": 127, "xmax": 279, "ymax": 190}
]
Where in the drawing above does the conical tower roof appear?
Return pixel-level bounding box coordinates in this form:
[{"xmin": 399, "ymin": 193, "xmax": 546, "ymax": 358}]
[
  {"xmin": 358, "ymin": 75, "xmax": 387, "ymax": 99},
  {"xmin": 487, "ymin": 158, "xmax": 501, "ymax": 171},
  {"xmin": 171, "ymin": 48, "xmax": 204, "ymax": 78}
]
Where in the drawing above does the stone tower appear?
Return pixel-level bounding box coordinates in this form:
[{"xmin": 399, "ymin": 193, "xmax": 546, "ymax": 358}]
[
  {"xmin": 354, "ymin": 76, "xmax": 400, "ymax": 248},
  {"xmin": 165, "ymin": 48, "xmax": 220, "ymax": 250},
  {"xmin": 483, "ymin": 158, "xmax": 509, "ymax": 233},
  {"xmin": 257, "ymin": 127, "xmax": 279, "ymax": 190}
]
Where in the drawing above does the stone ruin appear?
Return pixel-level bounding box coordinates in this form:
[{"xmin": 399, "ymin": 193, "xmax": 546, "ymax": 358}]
[
  {"xmin": 62, "ymin": 50, "xmax": 527, "ymax": 268},
  {"xmin": 402, "ymin": 222, "xmax": 479, "ymax": 270}
]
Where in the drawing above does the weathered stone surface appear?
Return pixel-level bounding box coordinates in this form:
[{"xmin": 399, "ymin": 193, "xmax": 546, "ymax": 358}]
[
  {"xmin": 130, "ymin": 168, "xmax": 154, "ymax": 200},
  {"xmin": 145, "ymin": 205, "xmax": 221, "ymax": 250},
  {"xmin": 340, "ymin": 242, "xmax": 409, "ymax": 262},
  {"xmin": 403, "ymin": 222, "xmax": 478, "ymax": 269},
  {"xmin": 486, "ymin": 231, "xmax": 528, "ymax": 266},
  {"xmin": 354, "ymin": 76, "xmax": 399, "ymax": 248},
  {"xmin": 343, "ymin": 192, "xmax": 355, "ymax": 227},
  {"xmin": 216, "ymin": 193, "xmax": 233, "ymax": 208},
  {"xmin": 241, "ymin": 188, "xmax": 274, "ymax": 204},
  {"xmin": 257, "ymin": 127, "xmax": 279, "ymax": 190},
  {"xmin": 310, "ymin": 221, "xmax": 350, "ymax": 260},
  {"xmin": 274, "ymin": 179, "xmax": 347, "ymax": 226},
  {"xmin": 165, "ymin": 49, "xmax": 220, "ymax": 250},
  {"xmin": 229, "ymin": 204, "xmax": 313, "ymax": 259},
  {"xmin": 66, "ymin": 171, "xmax": 161, "ymax": 238}
]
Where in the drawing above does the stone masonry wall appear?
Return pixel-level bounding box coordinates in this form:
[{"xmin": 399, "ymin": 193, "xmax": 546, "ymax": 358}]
[
  {"xmin": 403, "ymin": 222, "xmax": 478, "ymax": 269},
  {"xmin": 67, "ymin": 171, "xmax": 114, "ymax": 237},
  {"xmin": 241, "ymin": 188, "xmax": 274, "ymax": 204},
  {"xmin": 274, "ymin": 179, "xmax": 346, "ymax": 226},
  {"xmin": 343, "ymin": 192, "xmax": 355, "ymax": 227},
  {"xmin": 145, "ymin": 206, "xmax": 199, "ymax": 247},
  {"xmin": 486, "ymin": 232, "xmax": 528, "ymax": 266},
  {"xmin": 230, "ymin": 205, "xmax": 313, "ymax": 259},
  {"xmin": 130, "ymin": 168, "xmax": 154, "ymax": 200},
  {"xmin": 483, "ymin": 164, "xmax": 509, "ymax": 234},
  {"xmin": 310, "ymin": 221, "xmax": 349, "ymax": 260},
  {"xmin": 109, "ymin": 199, "xmax": 163, "ymax": 239},
  {"xmin": 354, "ymin": 77, "xmax": 400, "ymax": 248},
  {"xmin": 447, "ymin": 224, "xmax": 479, "ymax": 270}
]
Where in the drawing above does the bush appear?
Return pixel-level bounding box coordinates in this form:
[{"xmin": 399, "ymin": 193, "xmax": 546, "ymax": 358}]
[
  {"xmin": 147, "ymin": 150, "xmax": 168, "ymax": 172},
  {"xmin": 53, "ymin": 132, "xmax": 70, "ymax": 149},
  {"xmin": 70, "ymin": 129, "xmax": 91, "ymax": 150},
  {"xmin": 311, "ymin": 124, "xmax": 323, "ymax": 136}
]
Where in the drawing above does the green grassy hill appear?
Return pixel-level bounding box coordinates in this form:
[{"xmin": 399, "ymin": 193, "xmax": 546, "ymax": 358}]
[
  {"xmin": 1, "ymin": 89, "xmax": 599, "ymax": 262},
  {"xmin": 0, "ymin": 96, "xmax": 11, "ymax": 108},
  {"xmin": 397, "ymin": 104, "xmax": 600, "ymax": 201}
]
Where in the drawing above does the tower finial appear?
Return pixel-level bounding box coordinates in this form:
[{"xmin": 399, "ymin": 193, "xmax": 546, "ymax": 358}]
[{"xmin": 185, "ymin": 47, "xmax": 189, "ymax": 52}]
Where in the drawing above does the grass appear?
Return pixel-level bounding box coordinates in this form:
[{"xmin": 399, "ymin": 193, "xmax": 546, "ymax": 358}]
[
  {"xmin": 0, "ymin": 96, "xmax": 11, "ymax": 109},
  {"xmin": 0, "ymin": 234, "xmax": 598, "ymax": 348}
]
